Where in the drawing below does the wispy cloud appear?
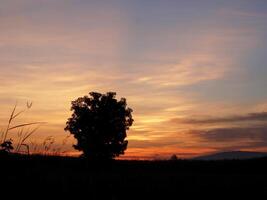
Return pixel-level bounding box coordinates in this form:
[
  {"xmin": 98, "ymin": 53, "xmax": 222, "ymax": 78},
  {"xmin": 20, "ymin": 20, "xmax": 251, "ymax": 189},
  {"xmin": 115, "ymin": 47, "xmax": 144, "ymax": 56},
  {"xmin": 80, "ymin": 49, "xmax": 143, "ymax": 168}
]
[
  {"xmin": 218, "ymin": 8, "xmax": 267, "ymax": 19},
  {"xmin": 132, "ymin": 54, "xmax": 228, "ymax": 87}
]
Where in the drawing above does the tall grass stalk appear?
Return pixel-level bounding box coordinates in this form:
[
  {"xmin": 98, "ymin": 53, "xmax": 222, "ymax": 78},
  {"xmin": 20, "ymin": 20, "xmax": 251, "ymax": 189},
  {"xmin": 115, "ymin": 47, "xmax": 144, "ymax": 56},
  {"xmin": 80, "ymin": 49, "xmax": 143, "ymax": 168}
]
[{"xmin": 0, "ymin": 102, "xmax": 46, "ymax": 154}]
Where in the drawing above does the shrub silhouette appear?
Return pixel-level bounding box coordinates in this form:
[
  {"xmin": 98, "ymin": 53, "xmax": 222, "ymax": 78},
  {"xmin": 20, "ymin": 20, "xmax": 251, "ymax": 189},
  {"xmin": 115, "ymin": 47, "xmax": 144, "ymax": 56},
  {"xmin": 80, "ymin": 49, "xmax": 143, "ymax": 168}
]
[
  {"xmin": 0, "ymin": 139, "xmax": 14, "ymax": 153},
  {"xmin": 65, "ymin": 92, "xmax": 133, "ymax": 160},
  {"xmin": 170, "ymin": 154, "xmax": 178, "ymax": 161}
]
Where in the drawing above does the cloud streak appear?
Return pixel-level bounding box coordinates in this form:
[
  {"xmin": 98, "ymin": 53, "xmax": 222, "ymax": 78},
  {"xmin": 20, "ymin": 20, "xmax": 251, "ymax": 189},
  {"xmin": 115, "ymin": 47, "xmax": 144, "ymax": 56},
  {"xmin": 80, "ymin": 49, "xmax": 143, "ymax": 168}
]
[
  {"xmin": 172, "ymin": 112, "xmax": 267, "ymax": 124},
  {"xmin": 189, "ymin": 125, "xmax": 267, "ymax": 142}
]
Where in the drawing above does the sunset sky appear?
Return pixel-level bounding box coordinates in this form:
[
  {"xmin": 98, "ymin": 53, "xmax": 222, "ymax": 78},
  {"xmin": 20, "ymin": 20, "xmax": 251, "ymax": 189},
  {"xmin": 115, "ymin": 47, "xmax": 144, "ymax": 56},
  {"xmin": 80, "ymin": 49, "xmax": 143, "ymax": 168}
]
[{"xmin": 1, "ymin": 0, "xmax": 267, "ymax": 159}]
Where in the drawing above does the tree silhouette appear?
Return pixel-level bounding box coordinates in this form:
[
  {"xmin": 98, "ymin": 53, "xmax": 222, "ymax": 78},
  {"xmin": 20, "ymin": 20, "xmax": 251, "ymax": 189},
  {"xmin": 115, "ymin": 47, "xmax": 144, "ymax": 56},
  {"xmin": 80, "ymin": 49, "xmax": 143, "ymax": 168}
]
[{"xmin": 65, "ymin": 92, "xmax": 133, "ymax": 160}]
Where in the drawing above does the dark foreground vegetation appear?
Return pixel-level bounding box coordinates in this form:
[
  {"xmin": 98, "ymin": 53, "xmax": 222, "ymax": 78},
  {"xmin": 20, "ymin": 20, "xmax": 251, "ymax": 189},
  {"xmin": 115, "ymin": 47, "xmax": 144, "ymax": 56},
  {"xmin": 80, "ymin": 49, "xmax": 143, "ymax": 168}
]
[{"xmin": 1, "ymin": 154, "xmax": 267, "ymax": 199}]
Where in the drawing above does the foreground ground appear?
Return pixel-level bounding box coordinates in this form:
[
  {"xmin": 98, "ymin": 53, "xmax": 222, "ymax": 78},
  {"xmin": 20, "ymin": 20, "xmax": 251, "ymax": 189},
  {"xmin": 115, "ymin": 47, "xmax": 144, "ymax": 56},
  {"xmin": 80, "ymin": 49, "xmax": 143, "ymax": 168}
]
[{"xmin": 1, "ymin": 154, "xmax": 267, "ymax": 199}]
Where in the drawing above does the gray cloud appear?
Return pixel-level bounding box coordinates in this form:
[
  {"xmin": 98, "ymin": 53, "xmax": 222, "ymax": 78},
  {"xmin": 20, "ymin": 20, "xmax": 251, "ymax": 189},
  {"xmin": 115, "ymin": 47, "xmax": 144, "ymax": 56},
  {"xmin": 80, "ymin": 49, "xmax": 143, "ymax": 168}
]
[
  {"xmin": 172, "ymin": 112, "xmax": 267, "ymax": 124},
  {"xmin": 190, "ymin": 126, "xmax": 267, "ymax": 141},
  {"xmin": 189, "ymin": 125, "xmax": 267, "ymax": 149}
]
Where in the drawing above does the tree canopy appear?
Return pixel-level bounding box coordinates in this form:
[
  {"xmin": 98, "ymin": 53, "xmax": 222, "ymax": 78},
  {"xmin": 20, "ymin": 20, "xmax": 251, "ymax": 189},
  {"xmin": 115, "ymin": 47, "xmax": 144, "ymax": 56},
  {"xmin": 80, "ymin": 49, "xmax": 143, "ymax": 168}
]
[{"xmin": 65, "ymin": 92, "xmax": 133, "ymax": 160}]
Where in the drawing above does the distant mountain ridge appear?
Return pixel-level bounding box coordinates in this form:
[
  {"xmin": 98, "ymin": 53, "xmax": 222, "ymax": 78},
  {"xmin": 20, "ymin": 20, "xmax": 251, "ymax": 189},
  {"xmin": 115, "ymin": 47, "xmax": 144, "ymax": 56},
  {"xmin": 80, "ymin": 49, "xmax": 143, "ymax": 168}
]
[{"xmin": 193, "ymin": 151, "xmax": 267, "ymax": 160}]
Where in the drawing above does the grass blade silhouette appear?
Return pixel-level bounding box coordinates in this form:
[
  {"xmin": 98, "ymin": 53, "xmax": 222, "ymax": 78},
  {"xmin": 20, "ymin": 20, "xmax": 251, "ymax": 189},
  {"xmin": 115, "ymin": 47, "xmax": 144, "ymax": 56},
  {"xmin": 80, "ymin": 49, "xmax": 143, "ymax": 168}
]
[{"xmin": 8, "ymin": 122, "xmax": 46, "ymax": 131}]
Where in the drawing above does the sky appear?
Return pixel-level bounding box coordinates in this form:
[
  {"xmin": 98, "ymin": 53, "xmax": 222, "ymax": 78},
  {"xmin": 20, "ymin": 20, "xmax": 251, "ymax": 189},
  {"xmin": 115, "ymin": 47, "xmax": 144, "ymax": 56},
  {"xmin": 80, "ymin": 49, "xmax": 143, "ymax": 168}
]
[{"xmin": 0, "ymin": 0, "xmax": 267, "ymax": 159}]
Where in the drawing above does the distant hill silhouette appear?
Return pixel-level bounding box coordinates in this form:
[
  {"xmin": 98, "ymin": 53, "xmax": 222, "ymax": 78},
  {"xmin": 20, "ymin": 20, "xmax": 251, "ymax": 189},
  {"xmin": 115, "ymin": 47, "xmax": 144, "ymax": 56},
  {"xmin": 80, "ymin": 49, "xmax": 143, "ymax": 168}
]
[{"xmin": 193, "ymin": 151, "xmax": 267, "ymax": 160}]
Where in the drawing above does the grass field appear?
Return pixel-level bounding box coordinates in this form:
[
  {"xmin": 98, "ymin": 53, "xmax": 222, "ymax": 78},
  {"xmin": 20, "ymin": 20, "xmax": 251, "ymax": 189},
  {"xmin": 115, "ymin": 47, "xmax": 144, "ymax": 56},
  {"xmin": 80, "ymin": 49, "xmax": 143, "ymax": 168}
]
[{"xmin": 1, "ymin": 154, "xmax": 267, "ymax": 199}]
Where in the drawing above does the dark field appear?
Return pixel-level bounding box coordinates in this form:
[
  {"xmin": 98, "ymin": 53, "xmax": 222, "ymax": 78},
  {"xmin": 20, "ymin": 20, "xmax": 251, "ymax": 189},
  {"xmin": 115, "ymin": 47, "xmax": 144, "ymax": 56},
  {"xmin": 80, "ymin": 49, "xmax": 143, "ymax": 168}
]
[{"xmin": 1, "ymin": 155, "xmax": 267, "ymax": 199}]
